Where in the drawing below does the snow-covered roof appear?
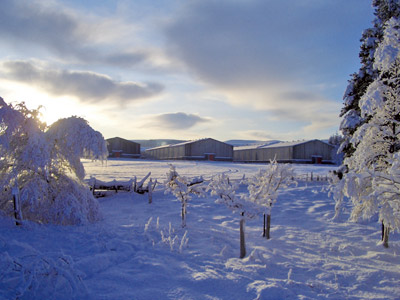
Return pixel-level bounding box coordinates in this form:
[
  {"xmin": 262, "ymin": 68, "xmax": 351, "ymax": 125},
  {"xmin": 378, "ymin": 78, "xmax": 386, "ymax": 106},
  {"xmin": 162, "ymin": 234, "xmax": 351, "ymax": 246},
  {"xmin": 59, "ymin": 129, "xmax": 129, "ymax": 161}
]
[
  {"xmin": 146, "ymin": 138, "xmax": 215, "ymax": 151},
  {"xmin": 234, "ymin": 139, "xmax": 331, "ymax": 151},
  {"xmin": 233, "ymin": 140, "xmax": 280, "ymax": 150}
]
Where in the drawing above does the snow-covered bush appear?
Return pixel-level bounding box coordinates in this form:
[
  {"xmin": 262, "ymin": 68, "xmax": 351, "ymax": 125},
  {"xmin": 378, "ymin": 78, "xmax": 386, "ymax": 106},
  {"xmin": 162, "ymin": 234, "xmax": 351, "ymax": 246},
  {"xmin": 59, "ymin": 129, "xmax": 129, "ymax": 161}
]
[
  {"xmin": 0, "ymin": 98, "xmax": 108, "ymax": 225},
  {"xmin": 245, "ymin": 160, "xmax": 296, "ymax": 239},
  {"xmin": 164, "ymin": 164, "xmax": 204, "ymax": 227},
  {"xmin": 208, "ymin": 173, "xmax": 257, "ymax": 258}
]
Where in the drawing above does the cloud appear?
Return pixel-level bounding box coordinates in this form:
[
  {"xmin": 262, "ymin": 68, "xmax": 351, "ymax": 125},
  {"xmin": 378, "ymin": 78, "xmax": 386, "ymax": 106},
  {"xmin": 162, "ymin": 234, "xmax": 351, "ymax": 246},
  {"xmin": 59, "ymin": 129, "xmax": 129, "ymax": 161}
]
[
  {"xmin": 0, "ymin": 0, "xmax": 151, "ymax": 67},
  {"xmin": 1, "ymin": 60, "xmax": 164, "ymax": 104},
  {"xmin": 236, "ymin": 130, "xmax": 299, "ymax": 141},
  {"xmin": 165, "ymin": 0, "xmax": 370, "ymax": 88},
  {"xmin": 164, "ymin": 0, "xmax": 372, "ymax": 132},
  {"xmin": 145, "ymin": 112, "xmax": 211, "ymax": 130}
]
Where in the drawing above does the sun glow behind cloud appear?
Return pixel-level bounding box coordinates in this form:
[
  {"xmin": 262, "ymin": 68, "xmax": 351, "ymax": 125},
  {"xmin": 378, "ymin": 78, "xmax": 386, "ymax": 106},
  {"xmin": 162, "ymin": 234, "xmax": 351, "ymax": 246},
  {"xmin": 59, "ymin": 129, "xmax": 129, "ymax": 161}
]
[{"xmin": 0, "ymin": 79, "xmax": 95, "ymax": 126}]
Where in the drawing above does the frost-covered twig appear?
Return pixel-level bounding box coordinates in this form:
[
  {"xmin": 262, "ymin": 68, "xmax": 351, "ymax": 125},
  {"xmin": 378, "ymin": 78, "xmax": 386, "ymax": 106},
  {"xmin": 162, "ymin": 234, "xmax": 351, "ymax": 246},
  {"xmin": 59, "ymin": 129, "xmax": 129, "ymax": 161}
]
[
  {"xmin": 179, "ymin": 230, "xmax": 189, "ymax": 253},
  {"xmin": 245, "ymin": 159, "xmax": 296, "ymax": 239},
  {"xmin": 164, "ymin": 164, "xmax": 205, "ymax": 228},
  {"xmin": 208, "ymin": 173, "xmax": 257, "ymax": 258}
]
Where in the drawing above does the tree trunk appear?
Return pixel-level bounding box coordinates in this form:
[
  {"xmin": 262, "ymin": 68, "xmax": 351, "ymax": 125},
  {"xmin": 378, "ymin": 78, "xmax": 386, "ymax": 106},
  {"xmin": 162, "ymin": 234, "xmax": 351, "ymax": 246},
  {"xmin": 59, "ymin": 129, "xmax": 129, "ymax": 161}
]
[
  {"xmin": 13, "ymin": 192, "xmax": 22, "ymax": 226},
  {"xmin": 240, "ymin": 217, "xmax": 246, "ymax": 258},
  {"xmin": 181, "ymin": 202, "xmax": 187, "ymax": 228},
  {"xmin": 148, "ymin": 179, "xmax": 153, "ymax": 204},
  {"xmin": 383, "ymin": 225, "xmax": 390, "ymax": 248},
  {"xmin": 266, "ymin": 214, "xmax": 271, "ymax": 239},
  {"xmin": 263, "ymin": 213, "xmax": 266, "ymax": 237}
]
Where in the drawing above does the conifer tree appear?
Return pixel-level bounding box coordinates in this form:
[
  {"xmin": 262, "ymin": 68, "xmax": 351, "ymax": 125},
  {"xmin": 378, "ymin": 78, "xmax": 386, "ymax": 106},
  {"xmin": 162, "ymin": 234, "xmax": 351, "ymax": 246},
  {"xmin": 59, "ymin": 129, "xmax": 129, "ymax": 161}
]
[
  {"xmin": 339, "ymin": 0, "xmax": 400, "ymax": 159},
  {"xmin": 335, "ymin": 15, "xmax": 400, "ymax": 247}
]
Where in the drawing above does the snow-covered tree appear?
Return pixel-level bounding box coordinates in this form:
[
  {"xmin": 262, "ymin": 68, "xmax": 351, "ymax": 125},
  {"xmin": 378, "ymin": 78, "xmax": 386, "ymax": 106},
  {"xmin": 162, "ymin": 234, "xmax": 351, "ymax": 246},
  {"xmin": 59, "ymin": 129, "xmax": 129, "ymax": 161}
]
[
  {"xmin": 0, "ymin": 98, "xmax": 108, "ymax": 225},
  {"xmin": 372, "ymin": 152, "xmax": 400, "ymax": 246},
  {"xmin": 207, "ymin": 173, "xmax": 257, "ymax": 258},
  {"xmin": 339, "ymin": 0, "xmax": 400, "ymax": 159},
  {"xmin": 328, "ymin": 133, "xmax": 344, "ymax": 165},
  {"xmin": 245, "ymin": 160, "xmax": 296, "ymax": 239},
  {"xmin": 164, "ymin": 164, "xmax": 204, "ymax": 228},
  {"xmin": 328, "ymin": 132, "xmax": 344, "ymax": 146},
  {"xmin": 335, "ymin": 16, "xmax": 400, "ymax": 247}
]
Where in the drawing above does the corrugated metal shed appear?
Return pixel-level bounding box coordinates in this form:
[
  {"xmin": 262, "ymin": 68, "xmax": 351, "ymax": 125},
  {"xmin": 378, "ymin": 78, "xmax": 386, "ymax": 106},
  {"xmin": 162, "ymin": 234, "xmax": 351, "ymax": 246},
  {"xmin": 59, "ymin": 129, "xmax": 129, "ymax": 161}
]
[
  {"xmin": 233, "ymin": 139, "xmax": 334, "ymax": 163},
  {"xmin": 145, "ymin": 138, "xmax": 233, "ymax": 161},
  {"xmin": 106, "ymin": 137, "xmax": 141, "ymax": 158}
]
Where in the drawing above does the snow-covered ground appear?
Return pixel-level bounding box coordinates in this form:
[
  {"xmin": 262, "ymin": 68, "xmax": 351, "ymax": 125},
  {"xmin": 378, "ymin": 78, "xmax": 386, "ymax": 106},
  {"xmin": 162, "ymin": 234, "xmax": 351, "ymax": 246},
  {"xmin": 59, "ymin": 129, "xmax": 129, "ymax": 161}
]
[{"xmin": 1, "ymin": 159, "xmax": 399, "ymax": 300}]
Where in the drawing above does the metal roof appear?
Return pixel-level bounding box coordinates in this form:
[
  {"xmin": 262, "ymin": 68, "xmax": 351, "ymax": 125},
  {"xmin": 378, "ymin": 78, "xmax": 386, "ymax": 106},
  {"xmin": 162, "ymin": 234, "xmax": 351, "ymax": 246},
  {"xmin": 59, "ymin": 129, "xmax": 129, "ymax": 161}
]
[
  {"xmin": 146, "ymin": 138, "xmax": 224, "ymax": 151},
  {"xmin": 234, "ymin": 139, "xmax": 332, "ymax": 151}
]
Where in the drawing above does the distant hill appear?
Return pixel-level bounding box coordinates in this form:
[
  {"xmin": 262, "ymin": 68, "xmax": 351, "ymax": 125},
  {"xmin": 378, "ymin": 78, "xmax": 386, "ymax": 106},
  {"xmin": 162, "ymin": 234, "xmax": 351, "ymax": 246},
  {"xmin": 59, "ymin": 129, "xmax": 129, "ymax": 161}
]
[{"xmin": 132, "ymin": 139, "xmax": 187, "ymax": 150}]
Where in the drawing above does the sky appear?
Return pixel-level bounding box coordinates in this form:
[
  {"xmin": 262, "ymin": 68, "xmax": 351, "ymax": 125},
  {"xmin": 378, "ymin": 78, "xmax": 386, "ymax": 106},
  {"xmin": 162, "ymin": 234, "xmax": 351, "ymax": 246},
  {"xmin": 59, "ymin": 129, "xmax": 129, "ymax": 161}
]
[{"xmin": 0, "ymin": 0, "xmax": 374, "ymax": 142}]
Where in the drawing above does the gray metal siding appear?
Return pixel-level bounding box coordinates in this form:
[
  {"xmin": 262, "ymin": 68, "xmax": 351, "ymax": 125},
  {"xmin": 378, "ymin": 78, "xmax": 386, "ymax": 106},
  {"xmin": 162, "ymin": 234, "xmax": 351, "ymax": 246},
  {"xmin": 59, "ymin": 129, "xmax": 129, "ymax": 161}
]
[
  {"xmin": 234, "ymin": 147, "xmax": 292, "ymax": 162},
  {"xmin": 107, "ymin": 137, "xmax": 140, "ymax": 156},
  {"xmin": 293, "ymin": 140, "xmax": 333, "ymax": 160},
  {"xmin": 233, "ymin": 140, "xmax": 334, "ymax": 163},
  {"xmin": 145, "ymin": 138, "xmax": 233, "ymax": 161},
  {"xmin": 188, "ymin": 139, "xmax": 233, "ymax": 159},
  {"xmin": 146, "ymin": 145, "xmax": 186, "ymax": 160}
]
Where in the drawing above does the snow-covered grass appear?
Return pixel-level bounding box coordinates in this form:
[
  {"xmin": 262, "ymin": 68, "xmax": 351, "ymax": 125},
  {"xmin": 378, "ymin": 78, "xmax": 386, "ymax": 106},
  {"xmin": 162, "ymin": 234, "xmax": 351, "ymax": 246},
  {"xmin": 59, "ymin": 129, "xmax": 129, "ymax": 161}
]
[{"xmin": 1, "ymin": 160, "xmax": 399, "ymax": 299}]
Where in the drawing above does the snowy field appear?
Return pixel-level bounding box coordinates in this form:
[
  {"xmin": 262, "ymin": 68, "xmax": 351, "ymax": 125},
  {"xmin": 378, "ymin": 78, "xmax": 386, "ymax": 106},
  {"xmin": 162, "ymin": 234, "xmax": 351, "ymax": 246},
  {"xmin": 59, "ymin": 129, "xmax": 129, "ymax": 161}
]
[{"xmin": 1, "ymin": 159, "xmax": 400, "ymax": 300}]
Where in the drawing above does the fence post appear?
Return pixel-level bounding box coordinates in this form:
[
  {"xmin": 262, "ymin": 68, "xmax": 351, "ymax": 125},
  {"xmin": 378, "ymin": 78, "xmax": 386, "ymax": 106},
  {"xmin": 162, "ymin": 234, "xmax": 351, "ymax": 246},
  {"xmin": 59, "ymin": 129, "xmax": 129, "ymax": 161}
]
[
  {"xmin": 89, "ymin": 177, "xmax": 96, "ymax": 195},
  {"xmin": 148, "ymin": 179, "xmax": 153, "ymax": 204},
  {"xmin": 133, "ymin": 176, "xmax": 137, "ymax": 193},
  {"xmin": 240, "ymin": 216, "xmax": 246, "ymax": 259},
  {"xmin": 12, "ymin": 186, "xmax": 22, "ymax": 226}
]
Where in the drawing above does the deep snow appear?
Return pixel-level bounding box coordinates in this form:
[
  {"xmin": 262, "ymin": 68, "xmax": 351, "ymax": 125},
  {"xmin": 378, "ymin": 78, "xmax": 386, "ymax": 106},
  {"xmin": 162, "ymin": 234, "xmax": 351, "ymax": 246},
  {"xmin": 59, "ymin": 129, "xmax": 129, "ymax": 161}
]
[{"xmin": 1, "ymin": 159, "xmax": 399, "ymax": 300}]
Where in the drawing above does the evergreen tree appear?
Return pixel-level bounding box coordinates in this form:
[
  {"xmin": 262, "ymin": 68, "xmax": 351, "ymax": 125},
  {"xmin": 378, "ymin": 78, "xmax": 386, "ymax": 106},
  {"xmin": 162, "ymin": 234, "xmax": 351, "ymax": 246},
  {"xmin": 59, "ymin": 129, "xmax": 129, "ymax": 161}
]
[
  {"xmin": 339, "ymin": 0, "xmax": 400, "ymax": 159},
  {"xmin": 335, "ymin": 16, "xmax": 400, "ymax": 247}
]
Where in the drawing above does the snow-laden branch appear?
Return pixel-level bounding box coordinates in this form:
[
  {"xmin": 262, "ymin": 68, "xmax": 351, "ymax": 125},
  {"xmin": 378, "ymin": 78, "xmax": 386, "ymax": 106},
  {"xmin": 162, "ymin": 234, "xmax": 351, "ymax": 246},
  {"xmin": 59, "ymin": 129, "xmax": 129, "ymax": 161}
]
[{"xmin": 0, "ymin": 98, "xmax": 108, "ymax": 225}]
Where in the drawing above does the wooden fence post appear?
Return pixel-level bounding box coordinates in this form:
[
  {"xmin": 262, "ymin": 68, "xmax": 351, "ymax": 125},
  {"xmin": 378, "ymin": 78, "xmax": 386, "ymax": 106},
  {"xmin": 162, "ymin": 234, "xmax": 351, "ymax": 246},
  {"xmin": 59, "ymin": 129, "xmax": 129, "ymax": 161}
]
[
  {"xmin": 89, "ymin": 177, "xmax": 96, "ymax": 195},
  {"xmin": 12, "ymin": 186, "xmax": 22, "ymax": 226},
  {"xmin": 263, "ymin": 213, "xmax": 266, "ymax": 237},
  {"xmin": 148, "ymin": 179, "xmax": 153, "ymax": 204},
  {"xmin": 240, "ymin": 216, "xmax": 246, "ymax": 258}
]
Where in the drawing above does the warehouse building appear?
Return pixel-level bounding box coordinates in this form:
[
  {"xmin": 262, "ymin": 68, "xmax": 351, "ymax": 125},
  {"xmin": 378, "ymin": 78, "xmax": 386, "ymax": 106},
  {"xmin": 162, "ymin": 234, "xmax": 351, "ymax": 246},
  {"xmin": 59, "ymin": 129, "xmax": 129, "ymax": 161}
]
[
  {"xmin": 233, "ymin": 139, "xmax": 334, "ymax": 164},
  {"xmin": 145, "ymin": 138, "xmax": 233, "ymax": 161},
  {"xmin": 106, "ymin": 137, "xmax": 141, "ymax": 158}
]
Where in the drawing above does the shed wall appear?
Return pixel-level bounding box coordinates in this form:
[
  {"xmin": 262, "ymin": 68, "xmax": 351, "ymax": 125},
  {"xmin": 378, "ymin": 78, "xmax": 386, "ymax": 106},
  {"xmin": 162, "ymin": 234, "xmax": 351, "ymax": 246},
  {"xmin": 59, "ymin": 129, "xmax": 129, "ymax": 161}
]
[
  {"xmin": 187, "ymin": 139, "xmax": 233, "ymax": 160},
  {"xmin": 145, "ymin": 138, "xmax": 233, "ymax": 161},
  {"xmin": 107, "ymin": 137, "xmax": 140, "ymax": 157},
  {"xmin": 146, "ymin": 145, "xmax": 186, "ymax": 160},
  {"xmin": 234, "ymin": 147, "xmax": 292, "ymax": 162},
  {"xmin": 233, "ymin": 140, "xmax": 334, "ymax": 163},
  {"xmin": 292, "ymin": 140, "xmax": 333, "ymax": 160}
]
